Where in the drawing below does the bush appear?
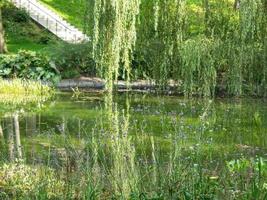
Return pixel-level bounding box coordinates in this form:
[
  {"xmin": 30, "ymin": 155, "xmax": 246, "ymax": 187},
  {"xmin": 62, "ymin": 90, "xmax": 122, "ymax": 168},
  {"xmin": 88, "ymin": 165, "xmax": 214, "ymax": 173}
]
[
  {"xmin": 12, "ymin": 9, "xmax": 30, "ymax": 23},
  {"xmin": 2, "ymin": 6, "xmax": 30, "ymax": 23},
  {"xmin": 0, "ymin": 50, "xmax": 60, "ymax": 83},
  {"xmin": 38, "ymin": 35, "xmax": 52, "ymax": 44},
  {"xmin": 49, "ymin": 42, "xmax": 97, "ymax": 78}
]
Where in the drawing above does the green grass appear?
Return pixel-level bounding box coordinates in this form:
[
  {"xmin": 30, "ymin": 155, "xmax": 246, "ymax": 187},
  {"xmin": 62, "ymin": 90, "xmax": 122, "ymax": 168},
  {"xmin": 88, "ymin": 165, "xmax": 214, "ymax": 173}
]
[
  {"xmin": 3, "ymin": 5, "xmax": 59, "ymax": 53},
  {"xmin": 7, "ymin": 36, "xmax": 52, "ymax": 53},
  {"xmin": 5, "ymin": 26, "xmax": 57, "ymax": 54},
  {"xmin": 39, "ymin": 0, "xmax": 86, "ymax": 30},
  {"xmin": 0, "ymin": 79, "xmax": 54, "ymax": 105},
  {"xmin": 38, "ymin": 0, "xmax": 204, "ymax": 33}
]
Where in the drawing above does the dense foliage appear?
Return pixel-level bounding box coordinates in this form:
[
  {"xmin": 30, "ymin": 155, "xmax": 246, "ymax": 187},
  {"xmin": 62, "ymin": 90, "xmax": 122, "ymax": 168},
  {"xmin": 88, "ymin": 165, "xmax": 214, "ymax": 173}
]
[
  {"xmin": 88, "ymin": 0, "xmax": 140, "ymax": 91},
  {"xmin": 2, "ymin": 4, "xmax": 57, "ymax": 53},
  {"xmin": 88, "ymin": 0, "xmax": 267, "ymax": 97},
  {"xmin": 49, "ymin": 42, "xmax": 96, "ymax": 78},
  {"xmin": 0, "ymin": 50, "xmax": 59, "ymax": 82}
]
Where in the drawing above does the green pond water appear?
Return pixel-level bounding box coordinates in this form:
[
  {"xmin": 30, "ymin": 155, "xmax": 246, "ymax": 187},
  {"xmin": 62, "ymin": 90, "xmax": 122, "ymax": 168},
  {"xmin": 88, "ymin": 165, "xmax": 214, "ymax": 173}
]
[{"xmin": 0, "ymin": 92, "xmax": 267, "ymax": 198}]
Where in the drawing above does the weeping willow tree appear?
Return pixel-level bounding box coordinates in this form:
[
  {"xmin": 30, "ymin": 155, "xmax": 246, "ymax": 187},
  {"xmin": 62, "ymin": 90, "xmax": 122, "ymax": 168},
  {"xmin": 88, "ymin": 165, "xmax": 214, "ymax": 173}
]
[
  {"xmin": 226, "ymin": 0, "xmax": 266, "ymax": 96},
  {"xmin": 135, "ymin": 0, "xmax": 221, "ymax": 96},
  {"xmin": 90, "ymin": 0, "xmax": 140, "ymax": 92},
  {"xmin": 87, "ymin": 0, "xmax": 267, "ymax": 97},
  {"xmin": 134, "ymin": 0, "xmax": 187, "ymax": 88}
]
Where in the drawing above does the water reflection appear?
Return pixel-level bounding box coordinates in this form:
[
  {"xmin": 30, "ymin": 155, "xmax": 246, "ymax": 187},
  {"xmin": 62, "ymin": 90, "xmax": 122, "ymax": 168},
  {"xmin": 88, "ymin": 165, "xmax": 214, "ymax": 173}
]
[
  {"xmin": 0, "ymin": 93, "xmax": 266, "ymax": 198},
  {"xmin": 0, "ymin": 113, "xmax": 23, "ymax": 161},
  {"xmin": 104, "ymin": 92, "xmax": 137, "ymax": 197}
]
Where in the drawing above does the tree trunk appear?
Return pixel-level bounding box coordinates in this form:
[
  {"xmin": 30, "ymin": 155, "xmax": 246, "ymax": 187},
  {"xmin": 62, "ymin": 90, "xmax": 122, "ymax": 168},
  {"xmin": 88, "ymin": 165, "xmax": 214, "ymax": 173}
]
[{"xmin": 0, "ymin": 8, "xmax": 7, "ymax": 54}]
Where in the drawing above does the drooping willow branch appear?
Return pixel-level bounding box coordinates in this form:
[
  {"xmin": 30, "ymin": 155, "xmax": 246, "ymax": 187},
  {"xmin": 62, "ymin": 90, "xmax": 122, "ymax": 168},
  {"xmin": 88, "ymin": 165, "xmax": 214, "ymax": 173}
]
[
  {"xmin": 91, "ymin": 0, "xmax": 140, "ymax": 92},
  {"xmin": 88, "ymin": 0, "xmax": 267, "ymax": 97}
]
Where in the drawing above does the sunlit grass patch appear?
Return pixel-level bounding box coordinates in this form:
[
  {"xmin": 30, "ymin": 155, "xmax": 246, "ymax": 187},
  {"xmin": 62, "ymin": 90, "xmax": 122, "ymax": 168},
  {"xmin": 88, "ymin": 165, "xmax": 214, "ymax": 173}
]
[
  {"xmin": 0, "ymin": 161, "xmax": 65, "ymax": 199},
  {"xmin": 0, "ymin": 79, "xmax": 54, "ymax": 104}
]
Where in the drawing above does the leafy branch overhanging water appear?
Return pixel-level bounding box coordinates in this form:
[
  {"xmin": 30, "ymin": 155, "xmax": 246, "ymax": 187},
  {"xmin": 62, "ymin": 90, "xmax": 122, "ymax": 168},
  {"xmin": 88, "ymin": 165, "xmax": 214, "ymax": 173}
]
[{"xmin": 88, "ymin": 0, "xmax": 267, "ymax": 97}]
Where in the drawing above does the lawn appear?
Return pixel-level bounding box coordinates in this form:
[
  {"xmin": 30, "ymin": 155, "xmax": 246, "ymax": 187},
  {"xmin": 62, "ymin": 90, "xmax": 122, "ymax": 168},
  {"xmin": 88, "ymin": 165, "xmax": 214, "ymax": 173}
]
[
  {"xmin": 39, "ymin": 0, "xmax": 86, "ymax": 30},
  {"xmin": 7, "ymin": 35, "xmax": 53, "ymax": 53},
  {"xmin": 3, "ymin": 5, "xmax": 59, "ymax": 53}
]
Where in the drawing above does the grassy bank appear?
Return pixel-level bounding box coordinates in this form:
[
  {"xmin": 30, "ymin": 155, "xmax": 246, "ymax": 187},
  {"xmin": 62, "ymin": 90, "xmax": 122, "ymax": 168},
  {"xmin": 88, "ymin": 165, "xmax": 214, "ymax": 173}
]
[
  {"xmin": 39, "ymin": 0, "xmax": 86, "ymax": 30},
  {"xmin": 3, "ymin": 5, "xmax": 58, "ymax": 53}
]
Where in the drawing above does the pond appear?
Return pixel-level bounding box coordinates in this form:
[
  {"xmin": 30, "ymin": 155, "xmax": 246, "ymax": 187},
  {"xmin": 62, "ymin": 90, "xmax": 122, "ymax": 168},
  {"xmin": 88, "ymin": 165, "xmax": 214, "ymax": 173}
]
[{"xmin": 0, "ymin": 92, "xmax": 267, "ymax": 199}]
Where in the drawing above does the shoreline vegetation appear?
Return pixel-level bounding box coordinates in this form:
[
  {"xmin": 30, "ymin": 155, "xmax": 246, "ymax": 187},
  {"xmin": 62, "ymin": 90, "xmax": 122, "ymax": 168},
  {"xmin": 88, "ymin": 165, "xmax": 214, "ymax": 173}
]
[
  {"xmin": 0, "ymin": 0, "xmax": 266, "ymax": 198},
  {"xmin": 55, "ymin": 77, "xmax": 263, "ymax": 98},
  {"xmin": 2, "ymin": 1, "xmax": 267, "ymax": 98},
  {"xmin": 0, "ymin": 79, "xmax": 54, "ymax": 104}
]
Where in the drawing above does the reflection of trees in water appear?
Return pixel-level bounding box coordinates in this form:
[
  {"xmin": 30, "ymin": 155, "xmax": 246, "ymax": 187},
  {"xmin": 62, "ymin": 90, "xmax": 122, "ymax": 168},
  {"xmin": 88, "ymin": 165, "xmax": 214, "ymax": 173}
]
[
  {"xmin": 7, "ymin": 117, "xmax": 15, "ymax": 161},
  {"xmin": 0, "ymin": 113, "xmax": 56, "ymax": 162},
  {"xmin": 14, "ymin": 114, "xmax": 22, "ymax": 159},
  {"xmin": 25, "ymin": 115, "xmax": 37, "ymax": 136},
  {"xmin": 0, "ymin": 114, "xmax": 24, "ymax": 161},
  {"xmin": 0, "ymin": 119, "xmax": 6, "ymax": 160},
  {"xmin": 104, "ymin": 92, "xmax": 138, "ymax": 197}
]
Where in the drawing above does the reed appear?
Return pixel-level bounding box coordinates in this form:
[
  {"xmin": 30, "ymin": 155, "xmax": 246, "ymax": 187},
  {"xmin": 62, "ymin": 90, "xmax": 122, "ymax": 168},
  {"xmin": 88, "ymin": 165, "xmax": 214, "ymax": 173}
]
[{"xmin": 0, "ymin": 79, "xmax": 54, "ymax": 104}]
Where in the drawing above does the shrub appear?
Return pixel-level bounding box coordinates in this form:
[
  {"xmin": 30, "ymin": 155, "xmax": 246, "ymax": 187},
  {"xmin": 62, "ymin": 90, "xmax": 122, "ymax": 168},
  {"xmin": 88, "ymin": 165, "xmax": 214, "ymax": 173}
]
[
  {"xmin": 11, "ymin": 8, "xmax": 30, "ymax": 23},
  {"xmin": 2, "ymin": 5, "xmax": 30, "ymax": 23},
  {"xmin": 61, "ymin": 68, "xmax": 81, "ymax": 79},
  {"xmin": 0, "ymin": 50, "xmax": 60, "ymax": 83},
  {"xmin": 49, "ymin": 42, "xmax": 97, "ymax": 78},
  {"xmin": 38, "ymin": 35, "xmax": 52, "ymax": 44}
]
